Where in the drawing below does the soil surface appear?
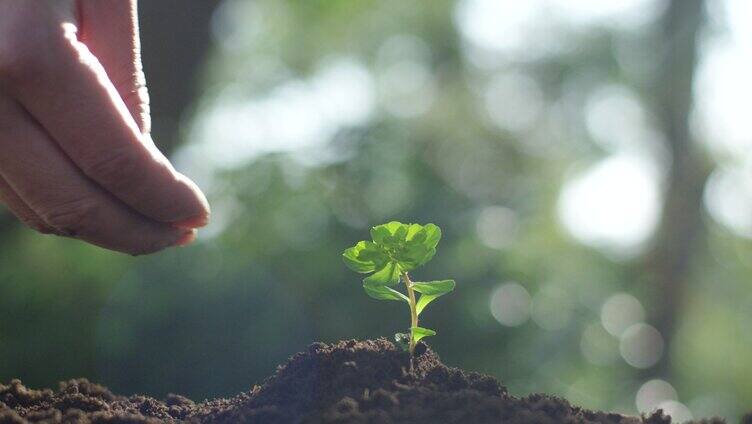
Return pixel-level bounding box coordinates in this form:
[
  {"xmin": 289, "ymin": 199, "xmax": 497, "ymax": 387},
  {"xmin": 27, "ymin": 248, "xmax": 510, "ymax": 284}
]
[{"xmin": 0, "ymin": 339, "xmax": 745, "ymax": 423}]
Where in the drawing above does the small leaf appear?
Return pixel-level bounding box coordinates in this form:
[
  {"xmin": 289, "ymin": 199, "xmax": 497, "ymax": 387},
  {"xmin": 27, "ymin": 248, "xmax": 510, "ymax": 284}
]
[
  {"xmin": 395, "ymin": 239, "xmax": 436, "ymax": 271},
  {"xmin": 342, "ymin": 241, "xmax": 376, "ymax": 273},
  {"xmin": 356, "ymin": 242, "xmax": 390, "ymax": 271},
  {"xmin": 370, "ymin": 226, "xmax": 393, "ymax": 245},
  {"xmin": 363, "ymin": 284, "xmax": 409, "ymax": 302},
  {"xmin": 413, "ymin": 280, "xmax": 455, "ymax": 315},
  {"xmin": 410, "ymin": 326, "xmax": 436, "ymax": 343},
  {"xmin": 363, "ymin": 261, "xmax": 401, "ymax": 286},
  {"xmin": 422, "ymin": 224, "xmax": 441, "ymax": 249},
  {"xmin": 405, "ymin": 223, "xmax": 424, "ymax": 240},
  {"xmin": 393, "ymin": 224, "xmax": 408, "ymax": 242},
  {"xmin": 412, "ymin": 280, "xmax": 455, "ymax": 295},
  {"xmin": 371, "ymin": 221, "xmax": 406, "ymax": 244},
  {"xmin": 410, "ymin": 227, "xmax": 430, "ymax": 245},
  {"xmin": 411, "ymin": 245, "xmax": 437, "ymax": 268},
  {"xmin": 358, "ymin": 241, "xmax": 388, "ymax": 264},
  {"xmin": 419, "ymin": 248, "xmax": 436, "ymax": 266},
  {"xmin": 383, "ymin": 221, "xmax": 405, "ymax": 233}
]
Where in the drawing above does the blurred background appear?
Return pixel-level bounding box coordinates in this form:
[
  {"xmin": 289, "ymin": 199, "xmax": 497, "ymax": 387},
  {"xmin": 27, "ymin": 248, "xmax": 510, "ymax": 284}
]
[{"xmin": 1, "ymin": 0, "xmax": 751, "ymax": 421}]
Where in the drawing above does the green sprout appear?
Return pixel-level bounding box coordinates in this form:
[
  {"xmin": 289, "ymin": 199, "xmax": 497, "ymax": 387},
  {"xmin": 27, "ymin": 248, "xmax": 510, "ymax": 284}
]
[{"xmin": 342, "ymin": 221, "xmax": 455, "ymax": 356}]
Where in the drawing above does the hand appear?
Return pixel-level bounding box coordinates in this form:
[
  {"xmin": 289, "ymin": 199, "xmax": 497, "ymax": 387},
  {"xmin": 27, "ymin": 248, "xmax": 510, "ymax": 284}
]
[{"xmin": 0, "ymin": 0, "xmax": 209, "ymax": 255}]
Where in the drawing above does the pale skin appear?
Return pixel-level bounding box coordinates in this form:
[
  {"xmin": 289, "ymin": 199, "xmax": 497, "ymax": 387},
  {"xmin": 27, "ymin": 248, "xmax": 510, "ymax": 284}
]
[{"xmin": 0, "ymin": 0, "xmax": 210, "ymax": 255}]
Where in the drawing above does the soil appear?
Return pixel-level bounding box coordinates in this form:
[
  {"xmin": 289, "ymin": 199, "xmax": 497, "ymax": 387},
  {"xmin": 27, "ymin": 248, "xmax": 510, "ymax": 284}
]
[{"xmin": 0, "ymin": 339, "xmax": 746, "ymax": 424}]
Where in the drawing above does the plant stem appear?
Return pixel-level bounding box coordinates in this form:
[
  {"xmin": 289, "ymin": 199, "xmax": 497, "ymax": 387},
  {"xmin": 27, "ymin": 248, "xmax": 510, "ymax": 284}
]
[{"xmin": 402, "ymin": 272, "xmax": 419, "ymax": 356}]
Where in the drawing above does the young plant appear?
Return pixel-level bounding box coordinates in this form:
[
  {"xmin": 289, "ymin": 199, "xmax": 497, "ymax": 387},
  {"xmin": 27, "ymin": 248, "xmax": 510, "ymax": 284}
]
[{"xmin": 342, "ymin": 221, "xmax": 455, "ymax": 356}]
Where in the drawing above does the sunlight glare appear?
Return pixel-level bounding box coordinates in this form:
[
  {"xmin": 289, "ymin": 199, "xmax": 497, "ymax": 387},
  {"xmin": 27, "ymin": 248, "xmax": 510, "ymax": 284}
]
[{"xmin": 558, "ymin": 154, "xmax": 661, "ymax": 257}]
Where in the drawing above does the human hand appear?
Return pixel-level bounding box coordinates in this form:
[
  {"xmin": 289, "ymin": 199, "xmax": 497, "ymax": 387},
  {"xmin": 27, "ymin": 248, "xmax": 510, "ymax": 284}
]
[{"xmin": 0, "ymin": 0, "xmax": 209, "ymax": 255}]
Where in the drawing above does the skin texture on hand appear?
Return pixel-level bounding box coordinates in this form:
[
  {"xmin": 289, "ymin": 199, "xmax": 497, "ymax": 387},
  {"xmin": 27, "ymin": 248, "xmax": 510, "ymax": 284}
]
[{"xmin": 0, "ymin": 0, "xmax": 210, "ymax": 255}]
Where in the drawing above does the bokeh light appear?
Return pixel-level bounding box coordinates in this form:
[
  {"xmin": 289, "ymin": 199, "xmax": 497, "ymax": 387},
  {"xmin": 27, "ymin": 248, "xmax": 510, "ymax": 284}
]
[
  {"xmin": 531, "ymin": 286, "xmax": 573, "ymax": 331},
  {"xmin": 490, "ymin": 283, "xmax": 531, "ymax": 327},
  {"xmin": 636, "ymin": 379, "xmax": 678, "ymax": 414},
  {"xmin": 376, "ymin": 34, "xmax": 435, "ymax": 118},
  {"xmin": 580, "ymin": 323, "xmax": 619, "ymax": 366},
  {"xmin": 584, "ymin": 84, "xmax": 663, "ymax": 155},
  {"xmin": 558, "ymin": 153, "xmax": 661, "ymax": 257},
  {"xmin": 187, "ymin": 58, "xmax": 375, "ymax": 170},
  {"xmin": 704, "ymin": 164, "xmax": 752, "ymax": 238},
  {"xmin": 485, "ymin": 72, "xmax": 544, "ymax": 133},
  {"xmin": 600, "ymin": 293, "xmax": 646, "ymax": 337},
  {"xmin": 619, "ymin": 323, "xmax": 664, "ymax": 369},
  {"xmin": 656, "ymin": 400, "xmax": 693, "ymax": 423},
  {"xmin": 475, "ymin": 206, "xmax": 518, "ymax": 250}
]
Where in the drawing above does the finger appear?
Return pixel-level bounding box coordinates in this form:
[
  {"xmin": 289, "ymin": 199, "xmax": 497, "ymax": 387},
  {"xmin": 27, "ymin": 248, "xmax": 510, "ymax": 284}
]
[
  {"xmin": 0, "ymin": 94, "xmax": 194, "ymax": 255},
  {"xmin": 3, "ymin": 18, "xmax": 209, "ymax": 227},
  {"xmin": 77, "ymin": 0, "xmax": 150, "ymax": 133},
  {"xmin": 0, "ymin": 176, "xmax": 57, "ymax": 234}
]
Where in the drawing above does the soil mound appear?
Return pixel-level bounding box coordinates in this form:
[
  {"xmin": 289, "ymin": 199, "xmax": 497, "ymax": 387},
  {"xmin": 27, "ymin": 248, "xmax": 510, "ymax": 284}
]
[{"xmin": 0, "ymin": 339, "xmax": 739, "ymax": 423}]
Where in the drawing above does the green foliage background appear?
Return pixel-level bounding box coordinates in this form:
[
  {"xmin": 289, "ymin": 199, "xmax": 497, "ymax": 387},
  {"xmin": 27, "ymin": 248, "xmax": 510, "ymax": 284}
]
[{"xmin": 1, "ymin": 0, "xmax": 750, "ymax": 421}]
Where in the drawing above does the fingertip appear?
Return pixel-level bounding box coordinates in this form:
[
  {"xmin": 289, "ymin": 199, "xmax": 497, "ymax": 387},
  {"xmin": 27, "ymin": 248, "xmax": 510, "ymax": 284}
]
[
  {"xmin": 134, "ymin": 227, "xmax": 196, "ymax": 255},
  {"xmin": 173, "ymin": 213, "xmax": 209, "ymax": 229},
  {"xmin": 171, "ymin": 172, "xmax": 210, "ymax": 226},
  {"xmin": 173, "ymin": 228, "xmax": 197, "ymax": 247}
]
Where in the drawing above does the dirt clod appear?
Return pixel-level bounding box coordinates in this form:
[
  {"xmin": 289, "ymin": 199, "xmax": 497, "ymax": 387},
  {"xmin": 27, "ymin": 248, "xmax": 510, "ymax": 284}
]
[{"xmin": 0, "ymin": 339, "xmax": 732, "ymax": 423}]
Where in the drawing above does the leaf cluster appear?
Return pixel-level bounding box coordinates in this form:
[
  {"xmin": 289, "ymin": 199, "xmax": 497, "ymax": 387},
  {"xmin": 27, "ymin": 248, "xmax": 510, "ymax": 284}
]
[
  {"xmin": 343, "ymin": 222, "xmax": 440, "ymax": 282},
  {"xmin": 343, "ymin": 221, "xmax": 455, "ymax": 346}
]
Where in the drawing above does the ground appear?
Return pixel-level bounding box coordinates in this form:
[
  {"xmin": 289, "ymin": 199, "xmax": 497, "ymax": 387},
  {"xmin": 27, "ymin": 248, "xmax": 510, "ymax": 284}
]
[{"xmin": 0, "ymin": 339, "xmax": 743, "ymax": 423}]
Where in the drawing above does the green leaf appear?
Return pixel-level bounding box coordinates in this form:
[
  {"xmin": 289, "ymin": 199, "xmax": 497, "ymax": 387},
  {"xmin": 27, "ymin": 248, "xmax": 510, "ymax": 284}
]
[
  {"xmin": 370, "ymin": 221, "xmax": 406, "ymax": 244},
  {"xmin": 383, "ymin": 221, "xmax": 405, "ymax": 233},
  {"xmin": 363, "ymin": 284, "xmax": 409, "ymax": 302},
  {"xmin": 363, "ymin": 261, "xmax": 401, "ymax": 286},
  {"xmin": 394, "ymin": 244, "xmax": 424, "ymax": 271},
  {"xmin": 342, "ymin": 241, "xmax": 376, "ymax": 273},
  {"xmin": 422, "ymin": 224, "xmax": 441, "ymax": 249},
  {"xmin": 393, "ymin": 224, "xmax": 408, "ymax": 242},
  {"xmin": 410, "ymin": 326, "xmax": 436, "ymax": 343},
  {"xmin": 405, "ymin": 223, "xmax": 424, "ymax": 241},
  {"xmin": 420, "ymin": 248, "xmax": 436, "ymax": 266},
  {"xmin": 370, "ymin": 226, "xmax": 392, "ymax": 245},
  {"xmin": 357, "ymin": 241, "xmax": 389, "ymax": 268},
  {"xmin": 413, "ymin": 280, "xmax": 455, "ymax": 315},
  {"xmin": 393, "ymin": 225, "xmax": 439, "ymax": 270},
  {"xmin": 408, "ymin": 244, "xmax": 437, "ymax": 268},
  {"xmin": 411, "ymin": 280, "xmax": 455, "ymax": 295}
]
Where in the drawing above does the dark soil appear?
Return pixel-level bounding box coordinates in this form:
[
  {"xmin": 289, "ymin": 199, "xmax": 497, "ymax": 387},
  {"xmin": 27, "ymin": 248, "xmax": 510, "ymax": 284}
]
[{"xmin": 0, "ymin": 339, "xmax": 744, "ymax": 424}]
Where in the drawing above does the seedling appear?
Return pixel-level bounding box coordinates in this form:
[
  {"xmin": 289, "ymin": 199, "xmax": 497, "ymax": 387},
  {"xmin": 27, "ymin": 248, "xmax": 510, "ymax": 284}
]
[{"xmin": 342, "ymin": 221, "xmax": 455, "ymax": 356}]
